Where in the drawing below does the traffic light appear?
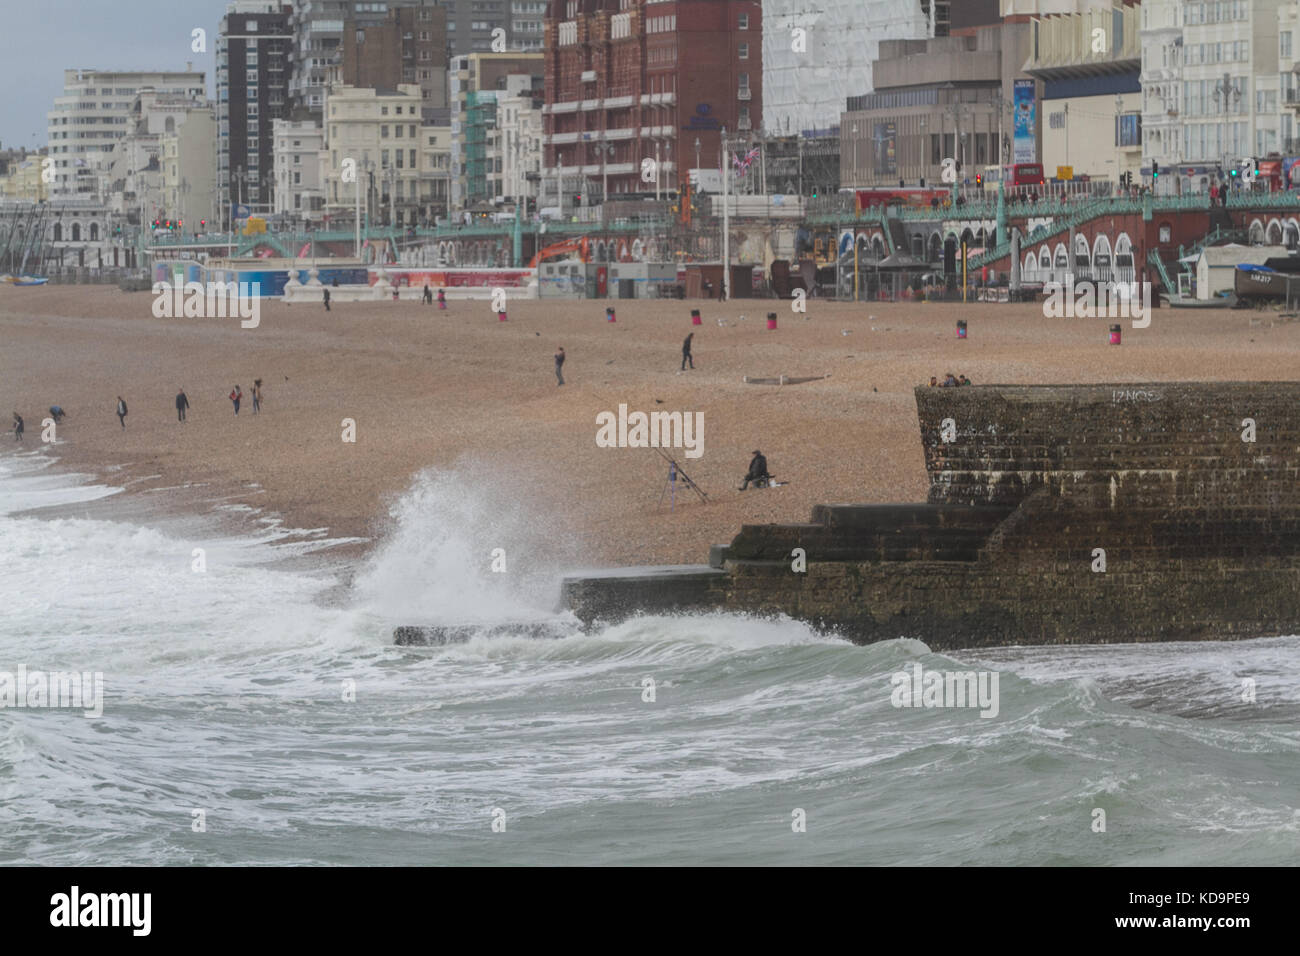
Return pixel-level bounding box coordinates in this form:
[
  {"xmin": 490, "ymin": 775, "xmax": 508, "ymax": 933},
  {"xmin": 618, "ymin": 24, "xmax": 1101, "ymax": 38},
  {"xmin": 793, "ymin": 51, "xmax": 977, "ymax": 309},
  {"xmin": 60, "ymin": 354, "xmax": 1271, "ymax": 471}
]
[
  {"xmin": 573, "ymin": 192, "xmax": 582, "ymax": 206},
  {"xmin": 200, "ymin": 219, "xmax": 206, "ymax": 228},
  {"xmin": 1229, "ymin": 166, "xmax": 1238, "ymax": 179},
  {"xmin": 975, "ymin": 174, "xmax": 983, "ymax": 188},
  {"xmin": 1152, "ymin": 161, "xmax": 1159, "ymax": 181}
]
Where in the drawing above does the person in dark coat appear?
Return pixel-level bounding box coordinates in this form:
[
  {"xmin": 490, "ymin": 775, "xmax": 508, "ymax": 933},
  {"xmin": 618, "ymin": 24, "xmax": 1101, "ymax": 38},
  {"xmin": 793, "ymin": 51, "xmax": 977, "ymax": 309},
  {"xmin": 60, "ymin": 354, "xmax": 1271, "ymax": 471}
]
[
  {"xmin": 681, "ymin": 332, "xmax": 695, "ymax": 370},
  {"xmin": 323, "ymin": 287, "xmax": 331, "ymax": 312},
  {"xmin": 176, "ymin": 388, "xmax": 190, "ymax": 422},
  {"xmin": 116, "ymin": 396, "xmax": 128, "ymax": 429},
  {"xmin": 554, "ymin": 346, "xmax": 566, "ymax": 386},
  {"xmin": 11, "ymin": 412, "xmax": 23, "ymax": 442},
  {"xmin": 739, "ymin": 450, "xmax": 770, "ymax": 490}
]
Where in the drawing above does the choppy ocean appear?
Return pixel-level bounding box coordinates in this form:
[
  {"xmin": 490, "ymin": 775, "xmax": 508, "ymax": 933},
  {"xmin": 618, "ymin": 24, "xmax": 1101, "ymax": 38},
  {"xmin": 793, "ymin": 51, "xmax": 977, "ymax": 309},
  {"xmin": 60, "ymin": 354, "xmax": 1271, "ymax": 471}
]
[{"xmin": 1, "ymin": 452, "xmax": 1297, "ymax": 866}]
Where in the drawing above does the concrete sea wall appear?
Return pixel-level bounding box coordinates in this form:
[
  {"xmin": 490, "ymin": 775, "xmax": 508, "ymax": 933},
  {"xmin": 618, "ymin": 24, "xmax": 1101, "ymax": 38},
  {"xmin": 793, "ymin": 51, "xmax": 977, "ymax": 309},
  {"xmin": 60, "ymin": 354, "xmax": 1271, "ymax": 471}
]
[{"xmin": 560, "ymin": 383, "xmax": 1300, "ymax": 649}]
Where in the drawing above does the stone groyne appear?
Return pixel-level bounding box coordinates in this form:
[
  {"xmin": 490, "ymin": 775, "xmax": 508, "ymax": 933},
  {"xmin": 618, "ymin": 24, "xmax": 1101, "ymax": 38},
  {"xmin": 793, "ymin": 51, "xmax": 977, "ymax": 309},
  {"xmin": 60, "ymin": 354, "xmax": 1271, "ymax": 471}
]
[{"xmin": 560, "ymin": 383, "xmax": 1300, "ymax": 649}]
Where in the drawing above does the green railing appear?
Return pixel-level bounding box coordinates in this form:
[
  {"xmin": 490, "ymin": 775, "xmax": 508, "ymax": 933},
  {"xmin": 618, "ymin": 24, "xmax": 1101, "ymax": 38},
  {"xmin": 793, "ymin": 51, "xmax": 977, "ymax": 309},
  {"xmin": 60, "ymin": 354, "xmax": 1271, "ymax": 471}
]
[{"xmin": 1146, "ymin": 248, "xmax": 1174, "ymax": 293}]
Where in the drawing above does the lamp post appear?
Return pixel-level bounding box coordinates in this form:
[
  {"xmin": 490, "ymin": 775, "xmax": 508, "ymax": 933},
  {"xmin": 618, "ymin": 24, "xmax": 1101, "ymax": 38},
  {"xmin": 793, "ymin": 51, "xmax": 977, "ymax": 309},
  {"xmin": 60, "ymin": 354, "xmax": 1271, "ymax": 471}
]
[
  {"xmin": 694, "ymin": 137, "xmax": 701, "ymax": 177},
  {"xmin": 852, "ymin": 124, "xmax": 860, "ymax": 188},
  {"xmin": 721, "ymin": 125, "xmax": 730, "ymax": 301},
  {"xmin": 596, "ymin": 140, "xmax": 615, "ymax": 227}
]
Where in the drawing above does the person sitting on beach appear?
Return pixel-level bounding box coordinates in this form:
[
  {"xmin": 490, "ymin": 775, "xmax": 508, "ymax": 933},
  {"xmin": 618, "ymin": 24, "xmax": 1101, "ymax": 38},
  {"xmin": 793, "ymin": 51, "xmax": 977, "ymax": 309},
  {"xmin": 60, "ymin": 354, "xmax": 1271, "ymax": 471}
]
[
  {"xmin": 12, "ymin": 412, "xmax": 23, "ymax": 442},
  {"xmin": 943, "ymin": 372, "xmax": 958, "ymax": 387},
  {"xmin": 739, "ymin": 450, "xmax": 771, "ymax": 491},
  {"xmin": 958, "ymin": 374, "xmax": 971, "ymax": 386},
  {"xmin": 49, "ymin": 405, "xmax": 67, "ymax": 424},
  {"xmin": 929, "ymin": 376, "xmax": 938, "ymax": 387}
]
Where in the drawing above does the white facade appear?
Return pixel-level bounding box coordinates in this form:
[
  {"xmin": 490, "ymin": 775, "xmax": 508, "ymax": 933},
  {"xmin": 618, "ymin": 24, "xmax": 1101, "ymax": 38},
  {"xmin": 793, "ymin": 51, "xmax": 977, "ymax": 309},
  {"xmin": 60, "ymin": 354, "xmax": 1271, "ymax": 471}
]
[
  {"xmin": 161, "ymin": 107, "xmax": 218, "ymax": 232},
  {"xmin": 1142, "ymin": 0, "xmax": 1290, "ymax": 190},
  {"xmin": 323, "ymin": 84, "xmax": 425, "ymax": 226},
  {"xmin": 762, "ymin": 0, "xmax": 934, "ymax": 134},
  {"xmin": 495, "ymin": 81, "xmax": 543, "ymax": 206},
  {"xmin": 273, "ymin": 119, "xmax": 327, "ymax": 224},
  {"xmin": 45, "ymin": 68, "xmax": 206, "ymax": 199}
]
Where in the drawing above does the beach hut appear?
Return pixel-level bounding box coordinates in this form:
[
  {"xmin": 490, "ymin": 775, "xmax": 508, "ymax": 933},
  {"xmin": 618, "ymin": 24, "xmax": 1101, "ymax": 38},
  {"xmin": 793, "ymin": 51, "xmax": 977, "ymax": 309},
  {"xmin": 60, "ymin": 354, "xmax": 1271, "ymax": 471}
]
[{"xmin": 1195, "ymin": 244, "xmax": 1287, "ymax": 300}]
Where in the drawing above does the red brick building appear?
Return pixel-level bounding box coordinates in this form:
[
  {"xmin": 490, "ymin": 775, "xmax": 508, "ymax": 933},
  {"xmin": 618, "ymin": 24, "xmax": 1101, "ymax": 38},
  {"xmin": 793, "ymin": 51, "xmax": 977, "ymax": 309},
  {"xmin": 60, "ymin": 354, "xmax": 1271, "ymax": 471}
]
[{"xmin": 543, "ymin": 0, "xmax": 761, "ymax": 202}]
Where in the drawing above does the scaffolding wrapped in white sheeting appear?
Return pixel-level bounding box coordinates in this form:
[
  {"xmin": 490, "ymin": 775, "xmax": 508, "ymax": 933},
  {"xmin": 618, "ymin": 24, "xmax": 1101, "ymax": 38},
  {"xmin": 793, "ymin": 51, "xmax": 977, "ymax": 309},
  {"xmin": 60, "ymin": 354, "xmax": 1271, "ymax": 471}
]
[{"xmin": 762, "ymin": 0, "xmax": 936, "ymax": 134}]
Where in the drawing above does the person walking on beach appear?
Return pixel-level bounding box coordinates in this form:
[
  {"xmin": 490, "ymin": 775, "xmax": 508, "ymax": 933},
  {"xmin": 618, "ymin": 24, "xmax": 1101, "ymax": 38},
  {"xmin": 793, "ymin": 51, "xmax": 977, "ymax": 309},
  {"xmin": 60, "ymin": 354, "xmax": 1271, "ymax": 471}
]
[
  {"xmin": 116, "ymin": 396, "xmax": 128, "ymax": 429},
  {"xmin": 251, "ymin": 379, "xmax": 262, "ymax": 414},
  {"xmin": 555, "ymin": 346, "xmax": 566, "ymax": 386},
  {"xmin": 11, "ymin": 412, "xmax": 23, "ymax": 442},
  {"xmin": 681, "ymin": 332, "xmax": 695, "ymax": 370},
  {"xmin": 229, "ymin": 385, "xmax": 243, "ymax": 415},
  {"xmin": 423, "ymin": 283, "xmax": 433, "ymax": 305},
  {"xmin": 323, "ymin": 287, "xmax": 331, "ymax": 312},
  {"xmin": 175, "ymin": 388, "xmax": 190, "ymax": 422},
  {"xmin": 48, "ymin": 405, "xmax": 67, "ymax": 424},
  {"xmin": 437, "ymin": 287, "xmax": 447, "ymax": 310}
]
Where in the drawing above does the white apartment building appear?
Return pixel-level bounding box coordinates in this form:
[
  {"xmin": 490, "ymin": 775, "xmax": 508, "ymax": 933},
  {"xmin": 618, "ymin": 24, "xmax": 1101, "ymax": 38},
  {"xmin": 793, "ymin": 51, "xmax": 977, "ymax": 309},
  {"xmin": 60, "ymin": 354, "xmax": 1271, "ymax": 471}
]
[
  {"xmin": 45, "ymin": 67, "xmax": 206, "ymax": 199},
  {"xmin": 100, "ymin": 92, "xmax": 212, "ymax": 228},
  {"xmin": 494, "ymin": 81, "xmax": 543, "ymax": 206},
  {"xmin": 273, "ymin": 118, "xmax": 327, "ymax": 225},
  {"xmin": 161, "ymin": 107, "xmax": 218, "ymax": 232},
  {"xmin": 323, "ymin": 84, "xmax": 425, "ymax": 226},
  {"xmin": 1142, "ymin": 0, "xmax": 1288, "ymax": 192},
  {"xmin": 420, "ymin": 124, "xmax": 453, "ymax": 221}
]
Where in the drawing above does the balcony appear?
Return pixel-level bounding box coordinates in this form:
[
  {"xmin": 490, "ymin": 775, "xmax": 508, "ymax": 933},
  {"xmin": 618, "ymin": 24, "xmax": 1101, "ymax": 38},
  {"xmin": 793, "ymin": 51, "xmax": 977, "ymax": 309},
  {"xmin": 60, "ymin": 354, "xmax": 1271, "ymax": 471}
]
[{"xmin": 738, "ymin": 87, "xmax": 751, "ymax": 101}]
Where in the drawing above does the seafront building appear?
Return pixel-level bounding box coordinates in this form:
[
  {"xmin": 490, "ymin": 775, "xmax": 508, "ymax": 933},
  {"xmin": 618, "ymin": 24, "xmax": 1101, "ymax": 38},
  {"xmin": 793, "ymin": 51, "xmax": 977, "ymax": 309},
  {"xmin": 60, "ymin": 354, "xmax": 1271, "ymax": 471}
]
[
  {"xmin": 218, "ymin": 1, "xmax": 294, "ymax": 220},
  {"xmin": 44, "ymin": 68, "xmax": 207, "ymax": 200},
  {"xmin": 160, "ymin": 107, "xmax": 219, "ymax": 232},
  {"xmin": 0, "ymin": 152, "xmax": 49, "ymax": 202},
  {"xmin": 272, "ymin": 118, "xmax": 328, "ymax": 226},
  {"xmin": 1025, "ymin": 2, "xmax": 1142, "ymax": 184},
  {"xmin": 495, "ymin": 80, "xmax": 544, "ymax": 208},
  {"xmin": 839, "ymin": 3, "xmax": 1029, "ymax": 188},
  {"xmin": 322, "ymin": 83, "xmax": 428, "ymax": 226},
  {"xmin": 449, "ymin": 52, "xmax": 543, "ymax": 211},
  {"xmin": 541, "ymin": 0, "xmax": 761, "ymax": 209}
]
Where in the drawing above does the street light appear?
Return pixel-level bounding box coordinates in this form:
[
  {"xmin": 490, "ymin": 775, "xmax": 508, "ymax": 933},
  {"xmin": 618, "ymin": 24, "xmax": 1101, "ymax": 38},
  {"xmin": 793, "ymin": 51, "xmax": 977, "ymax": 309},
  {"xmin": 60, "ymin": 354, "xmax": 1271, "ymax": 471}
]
[
  {"xmin": 694, "ymin": 137, "xmax": 701, "ymax": 176},
  {"xmin": 595, "ymin": 140, "xmax": 615, "ymax": 226},
  {"xmin": 852, "ymin": 124, "xmax": 859, "ymax": 188}
]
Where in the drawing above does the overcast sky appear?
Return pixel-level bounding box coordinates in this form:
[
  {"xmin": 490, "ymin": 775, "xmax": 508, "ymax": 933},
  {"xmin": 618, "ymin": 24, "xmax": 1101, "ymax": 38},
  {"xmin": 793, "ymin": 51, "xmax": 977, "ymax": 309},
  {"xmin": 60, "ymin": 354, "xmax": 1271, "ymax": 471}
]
[{"xmin": 1, "ymin": 0, "xmax": 222, "ymax": 150}]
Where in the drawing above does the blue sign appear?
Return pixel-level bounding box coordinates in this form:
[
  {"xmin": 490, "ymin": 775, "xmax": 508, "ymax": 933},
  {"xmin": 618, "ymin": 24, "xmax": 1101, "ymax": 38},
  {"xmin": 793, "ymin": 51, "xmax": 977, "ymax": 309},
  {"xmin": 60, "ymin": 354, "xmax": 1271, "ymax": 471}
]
[
  {"xmin": 1013, "ymin": 79, "xmax": 1036, "ymax": 165},
  {"xmin": 682, "ymin": 103, "xmax": 720, "ymax": 132}
]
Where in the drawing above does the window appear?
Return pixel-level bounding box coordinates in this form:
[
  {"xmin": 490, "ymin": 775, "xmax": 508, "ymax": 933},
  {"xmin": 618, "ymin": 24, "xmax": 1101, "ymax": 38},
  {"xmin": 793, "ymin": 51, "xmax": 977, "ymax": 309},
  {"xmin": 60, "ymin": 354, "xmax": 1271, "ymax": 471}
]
[
  {"xmin": 1284, "ymin": 33, "xmax": 1294, "ymax": 59},
  {"xmin": 381, "ymin": 106, "xmax": 388, "ymax": 115},
  {"xmin": 382, "ymin": 125, "xmax": 389, "ymax": 137},
  {"xmin": 396, "ymin": 124, "xmax": 403, "ymax": 137},
  {"xmin": 739, "ymin": 43, "xmax": 748, "ymax": 59},
  {"xmin": 738, "ymin": 13, "xmax": 748, "ymax": 29},
  {"xmin": 1115, "ymin": 113, "xmax": 1141, "ymax": 147},
  {"xmin": 382, "ymin": 149, "xmax": 390, "ymax": 167},
  {"xmin": 246, "ymin": 19, "xmax": 258, "ymax": 31},
  {"xmin": 410, "ymin": 149, "xmax": 416, "ymax": 167}
]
